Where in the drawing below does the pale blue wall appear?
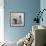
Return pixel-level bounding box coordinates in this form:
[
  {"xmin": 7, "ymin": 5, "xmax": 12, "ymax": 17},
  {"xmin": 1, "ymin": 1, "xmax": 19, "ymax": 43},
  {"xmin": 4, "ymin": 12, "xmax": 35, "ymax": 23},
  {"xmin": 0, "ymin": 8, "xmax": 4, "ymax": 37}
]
[
  {"xmin": 4, "ymin": 0, "xmax": 40, "ymax": 42},
  {"xmin": 40, "ymin": 0, "xmax": 46, "ymax": 27}
]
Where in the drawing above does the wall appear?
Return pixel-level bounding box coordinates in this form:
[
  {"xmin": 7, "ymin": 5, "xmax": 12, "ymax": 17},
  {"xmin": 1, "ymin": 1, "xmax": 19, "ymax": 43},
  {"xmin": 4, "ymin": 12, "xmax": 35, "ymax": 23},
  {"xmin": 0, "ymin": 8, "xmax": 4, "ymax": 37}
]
[
  {"xmin": 4, "ymin": 0, "xmax": 40, "ymax": 42},
  {"xmin": 40, "ymin": 0, "xmax": 46, "ymax": 27}
]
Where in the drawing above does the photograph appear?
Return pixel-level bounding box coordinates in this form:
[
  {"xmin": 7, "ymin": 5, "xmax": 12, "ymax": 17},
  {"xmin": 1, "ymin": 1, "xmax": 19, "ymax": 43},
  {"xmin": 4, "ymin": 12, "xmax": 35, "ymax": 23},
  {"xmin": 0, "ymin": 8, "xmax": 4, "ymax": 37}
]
[{"xmin": 10, "ymin": 12, "xmax": 24, "ymax": 26}]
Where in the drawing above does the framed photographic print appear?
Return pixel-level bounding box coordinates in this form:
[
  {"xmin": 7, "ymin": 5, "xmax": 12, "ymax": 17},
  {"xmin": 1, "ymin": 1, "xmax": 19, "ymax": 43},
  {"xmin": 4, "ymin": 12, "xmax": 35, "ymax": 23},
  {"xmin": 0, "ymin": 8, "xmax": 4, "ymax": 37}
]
[{"xmin": 10, "ymin": 12, "xmax": 24, "ymax": 27}]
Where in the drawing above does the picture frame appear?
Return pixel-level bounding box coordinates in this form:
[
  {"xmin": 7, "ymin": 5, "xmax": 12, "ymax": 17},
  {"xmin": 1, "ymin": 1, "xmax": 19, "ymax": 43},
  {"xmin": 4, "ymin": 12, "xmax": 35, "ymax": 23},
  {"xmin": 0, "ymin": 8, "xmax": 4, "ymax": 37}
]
[{"xmin": 10, "ymin": 12, "xmax": 25, "ymax": 27}]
